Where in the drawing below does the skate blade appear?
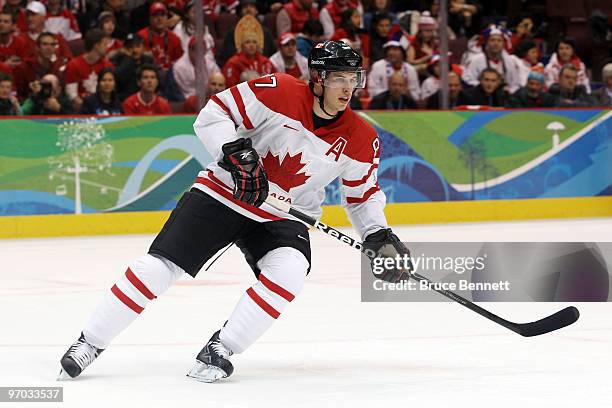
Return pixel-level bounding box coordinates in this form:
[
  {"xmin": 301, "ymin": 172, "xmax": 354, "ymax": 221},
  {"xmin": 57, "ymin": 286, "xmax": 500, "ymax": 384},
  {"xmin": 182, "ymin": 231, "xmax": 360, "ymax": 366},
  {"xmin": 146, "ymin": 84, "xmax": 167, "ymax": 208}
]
[
  {"xmin": 57, "ymin": 368, "xmax": 73, "ymax": 381},
  {"xmin": 186, "ymin": 361, "xmax": 227, "ymax": 383}
]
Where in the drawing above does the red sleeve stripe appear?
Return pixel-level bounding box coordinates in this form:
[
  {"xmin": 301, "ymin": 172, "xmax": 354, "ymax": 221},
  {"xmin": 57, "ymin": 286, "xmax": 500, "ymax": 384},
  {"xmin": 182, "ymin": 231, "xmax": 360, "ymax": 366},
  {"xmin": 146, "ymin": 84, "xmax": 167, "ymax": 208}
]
[
  {"xmin": 230, "ymin": 86, "xmax": 254, "ymax": 129},
  {"xmin": 246, "ymin": 287, "xmax": 280, "ymax": 319},
  {"xmin": 125, "ymin": 268, "xmax": 157, "ymax": 300},
  {"xmin": 210, "ymin": 94, "xmax": 236, "ymax": 124},
  {"xmin": 341, "ymin": 164, "xmax": 378, "ymax": 187},
  {"xmin": 195, "ymin": 176, "xmax": 282, "ymax": 221},
  {"xmin": 345, "ymin": 184, "xmax": 380, "ymax": 204},
  {"xmin": 111, "ymin": 284, "xmax": 144, "ymax": 314},
  {"xmin": 259, "ymin": 274, "xmax": 295, "ymax": 302}
]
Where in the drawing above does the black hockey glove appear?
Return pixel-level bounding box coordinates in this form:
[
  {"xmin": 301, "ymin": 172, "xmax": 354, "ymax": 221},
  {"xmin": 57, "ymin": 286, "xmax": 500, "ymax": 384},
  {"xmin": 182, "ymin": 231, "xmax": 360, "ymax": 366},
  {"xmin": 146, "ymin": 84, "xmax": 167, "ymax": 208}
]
[
  {"xmin": 218, "ymin": 138, "xmax": 269, "ymax": 207},
  {"xmin": 363, "ymin": 228, "xmax": 413, "ymax": 283}
]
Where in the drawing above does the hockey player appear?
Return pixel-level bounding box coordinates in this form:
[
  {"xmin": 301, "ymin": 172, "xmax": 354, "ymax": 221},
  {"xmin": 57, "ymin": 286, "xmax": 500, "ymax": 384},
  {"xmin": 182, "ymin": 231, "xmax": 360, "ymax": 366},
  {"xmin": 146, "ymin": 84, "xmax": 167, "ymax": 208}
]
[{"xmin": 58, "ymin": 40, "xmax": 411, "ymax": 383}]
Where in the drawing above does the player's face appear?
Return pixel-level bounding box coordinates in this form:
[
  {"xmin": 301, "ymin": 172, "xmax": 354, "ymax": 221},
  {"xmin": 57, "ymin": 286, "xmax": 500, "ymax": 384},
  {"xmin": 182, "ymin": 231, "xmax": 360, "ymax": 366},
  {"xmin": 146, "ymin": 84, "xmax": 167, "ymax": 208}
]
[
  {"xmin": 99, "ymin": 72, "xmax": 116, "ymax": 94},
  {"xmin": 323, "ymin": 72, "xmax": 356, "ymax": 112},
  {"xmin": 0, "ymin": 14, "xmax": 13, "ymax": 34},
  {"xmin": 139, "ymin": 70, "xmax": 158, "ymax": 92}
]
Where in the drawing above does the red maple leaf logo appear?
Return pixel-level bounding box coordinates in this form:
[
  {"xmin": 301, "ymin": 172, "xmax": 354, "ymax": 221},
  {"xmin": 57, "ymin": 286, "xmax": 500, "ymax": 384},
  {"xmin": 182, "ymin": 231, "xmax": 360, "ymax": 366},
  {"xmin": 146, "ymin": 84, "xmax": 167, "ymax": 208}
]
[{"xmin": 261, "ymin": 150, "xmax": 311, "ymax": 192}]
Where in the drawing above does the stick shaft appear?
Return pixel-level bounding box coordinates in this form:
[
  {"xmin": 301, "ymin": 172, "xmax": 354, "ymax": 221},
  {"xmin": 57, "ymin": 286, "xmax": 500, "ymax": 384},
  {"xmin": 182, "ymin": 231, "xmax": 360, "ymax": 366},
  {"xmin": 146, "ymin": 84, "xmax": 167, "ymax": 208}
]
[{"xmin": 264, "ymin": 196, "xmax": 578, "ymax": 336}]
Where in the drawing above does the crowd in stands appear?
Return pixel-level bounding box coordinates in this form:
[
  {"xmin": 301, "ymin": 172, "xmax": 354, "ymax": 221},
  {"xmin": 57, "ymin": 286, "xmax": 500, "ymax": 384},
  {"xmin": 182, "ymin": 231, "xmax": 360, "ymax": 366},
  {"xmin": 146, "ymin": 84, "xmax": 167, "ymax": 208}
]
[{"xmin": 0, "ymin": 0, "xmax": 610, "ymax": 116}]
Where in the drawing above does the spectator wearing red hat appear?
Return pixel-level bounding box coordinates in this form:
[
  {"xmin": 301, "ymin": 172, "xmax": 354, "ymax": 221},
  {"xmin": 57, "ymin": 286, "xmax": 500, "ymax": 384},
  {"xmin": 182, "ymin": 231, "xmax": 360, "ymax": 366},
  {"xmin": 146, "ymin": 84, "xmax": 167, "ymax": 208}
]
[
  {"xmin": 269, "ymin": 33, "xmax": 308, "ymax": 80},
  {"xmin": 0, "ymin": 11, "xmax": 28, "ymax": 70},
  {"xmin": 320, "ymin": 0, "xmax": 363, "ymax": 40},
  {"xmin": 13, "ymin": 32, "xmax": 65, "ymax": 100},
  {"xmin": 123, "ymin": 64, "xmax": 171, "ymax": 114},
  {"xmin": 330, "ymin": 8, "xmax": 369, "ymax": 67},
  {"xmin": 172, "ymin": 35, "xmax": 220, "ymax": 99},
  {"xmin": 45, "ymin": 0, "xmax": 82, "ymax": 42},
  {"xmin": 368, "ymin": 40, "xmax": 420, "ymax": 101},
  {"xmin": 138, "ymin": 2, "xmax": 183, "ymax": 70},
  {"xmin": 19, "ymin": 2, "xmax": 72, "ymax": 63},
  {"xmin": 64, "ymin": 28, "xmax": 114, "ymax": 111},
  {"xmin": 407, "ymin": 11, "xmax": 438, "ymax": 77},
  {"xmin": 222, "ymin": 28, "xmax": 275, "ymax": 88},
  {"xmin": 276, "ymin": 0, "xmax": 319, "ymax": 35},
  {"xmin": 98, "ymin": 12, "xmax": 123, "ymax": 57}
]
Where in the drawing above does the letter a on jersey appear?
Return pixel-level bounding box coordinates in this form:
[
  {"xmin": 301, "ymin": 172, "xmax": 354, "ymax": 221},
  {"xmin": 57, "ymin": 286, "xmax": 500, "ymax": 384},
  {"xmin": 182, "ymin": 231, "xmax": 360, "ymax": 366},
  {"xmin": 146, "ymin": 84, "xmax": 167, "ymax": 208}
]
[{"xmin": 325, "ymin": 137, "xmax": 347, "ymax": 162}]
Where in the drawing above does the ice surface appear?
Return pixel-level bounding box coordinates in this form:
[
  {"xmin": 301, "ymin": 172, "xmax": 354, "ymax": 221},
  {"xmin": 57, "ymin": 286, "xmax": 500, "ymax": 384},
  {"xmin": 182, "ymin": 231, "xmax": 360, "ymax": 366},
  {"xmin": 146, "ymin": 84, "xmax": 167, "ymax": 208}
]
[{"xmin": 1, "ymin": 218, "xmax": 611, "ymax": 407}]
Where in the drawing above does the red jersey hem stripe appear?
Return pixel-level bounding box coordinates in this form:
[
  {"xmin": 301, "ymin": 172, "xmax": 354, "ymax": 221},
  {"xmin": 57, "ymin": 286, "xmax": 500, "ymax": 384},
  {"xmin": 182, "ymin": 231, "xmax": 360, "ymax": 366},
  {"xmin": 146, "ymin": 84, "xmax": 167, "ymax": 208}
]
[
  {"xmin": 259, "ymin": 274, "xmax": 295, "ymax": 302},
  {"xmin": 195, "ymin": 176, "xmax": 282, "ymax": 221},
  {"xmin": 246, "ymin": 287, "xmax": 280, "ymax": 319},
  {"xmin": 230, "ymin": 87, "xmax": 254, "ymax": 129},
  {"xmin": 111, "ymin": 284, "xmax": 144, "ymax": 314},
  {"xmin": 346, "ymin": 184, "xmax": 380, "ymax": 204},
  {"xmin": 125, "ymin": 268, "xmax": 157, "ymax": 300}
]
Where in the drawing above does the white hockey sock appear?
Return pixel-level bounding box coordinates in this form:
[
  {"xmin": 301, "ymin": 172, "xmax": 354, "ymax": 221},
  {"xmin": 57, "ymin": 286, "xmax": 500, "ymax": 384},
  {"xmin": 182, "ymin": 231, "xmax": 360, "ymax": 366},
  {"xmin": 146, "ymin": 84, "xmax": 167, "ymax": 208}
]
[
  {"xmin": 82, "ymin": 254, "xmax": 184, "ymax": 349},
  {"xmin": 220, "ymin": 247, "xmax": 308, "ymax": 354}
]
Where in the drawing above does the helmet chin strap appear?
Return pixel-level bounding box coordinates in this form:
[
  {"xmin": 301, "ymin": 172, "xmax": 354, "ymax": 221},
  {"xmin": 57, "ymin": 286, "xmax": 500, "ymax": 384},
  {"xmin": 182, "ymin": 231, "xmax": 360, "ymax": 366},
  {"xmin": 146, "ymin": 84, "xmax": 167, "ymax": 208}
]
[{"xmin": 309, "ymin": 80, "xmax": 340, "ymax": 118}]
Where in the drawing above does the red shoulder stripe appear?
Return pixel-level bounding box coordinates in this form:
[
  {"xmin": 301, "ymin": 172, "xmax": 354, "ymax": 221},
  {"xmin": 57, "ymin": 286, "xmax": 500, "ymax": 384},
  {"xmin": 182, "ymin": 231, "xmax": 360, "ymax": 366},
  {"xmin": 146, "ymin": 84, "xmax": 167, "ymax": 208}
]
[
  {"xmin": 210, "ymin": 94, "xmax": 236, "ymax": 124},
  {"xmin": 230, "ymin": 86, "xmax": 254, "ymax": 129}
]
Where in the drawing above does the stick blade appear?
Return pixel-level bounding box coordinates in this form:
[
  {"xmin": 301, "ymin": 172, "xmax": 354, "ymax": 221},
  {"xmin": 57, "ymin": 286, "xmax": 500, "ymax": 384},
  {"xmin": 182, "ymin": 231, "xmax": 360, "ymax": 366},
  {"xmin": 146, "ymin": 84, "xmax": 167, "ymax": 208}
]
[{"xmin": 515, "ymin": 306, "xmax": 580, "ymax": 337}]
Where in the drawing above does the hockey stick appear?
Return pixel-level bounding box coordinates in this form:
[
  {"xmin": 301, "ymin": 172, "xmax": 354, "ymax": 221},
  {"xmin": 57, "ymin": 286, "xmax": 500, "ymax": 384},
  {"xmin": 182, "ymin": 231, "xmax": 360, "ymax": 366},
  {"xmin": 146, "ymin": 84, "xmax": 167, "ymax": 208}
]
[{"xmin": 265, "ymin": 196, "xmax": 580, "ymax": 337}]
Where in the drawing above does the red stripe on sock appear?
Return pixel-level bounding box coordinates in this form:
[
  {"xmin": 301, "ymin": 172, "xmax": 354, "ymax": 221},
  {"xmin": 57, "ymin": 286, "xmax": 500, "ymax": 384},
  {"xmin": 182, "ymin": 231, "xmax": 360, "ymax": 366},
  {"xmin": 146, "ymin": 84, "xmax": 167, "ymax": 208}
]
[
  {"xmin": 246, "ymin": 287, "xmax": 279, "ymax": 319},
  {"xmin": 259, "ymin": 274, "xmax": 295, "ymax": 302},
  {"xmin": 111, "ymin": 284, "xmax": 144, "ymax": 314},
  {"xmin": 125, "ymin": 268, "xmax": 157, "ymax": 300}
]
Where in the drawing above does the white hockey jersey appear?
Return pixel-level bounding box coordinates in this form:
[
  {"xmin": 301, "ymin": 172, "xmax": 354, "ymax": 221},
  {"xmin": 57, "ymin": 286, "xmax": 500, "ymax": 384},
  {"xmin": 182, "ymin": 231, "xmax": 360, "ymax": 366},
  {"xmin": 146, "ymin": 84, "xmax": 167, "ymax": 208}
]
[{"xmin": 192, "ymin": 73, "xmax": 388, "ymax": 240}]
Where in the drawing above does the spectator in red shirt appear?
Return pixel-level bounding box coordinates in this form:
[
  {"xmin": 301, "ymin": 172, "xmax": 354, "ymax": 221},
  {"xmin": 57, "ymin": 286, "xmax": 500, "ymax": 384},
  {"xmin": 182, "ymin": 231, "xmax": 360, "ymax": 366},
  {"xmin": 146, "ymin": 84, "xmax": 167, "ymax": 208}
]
[
  {"xmin": 0, "ymin": 60, "xmax": 10, "ymax": 75},
  {"xmin": 20, "ymin": 1, "xmax": 72, "ymax": 63},
  {"xmin": 182, "ymin": 71, "xmax": 226, "ymax": 113},
  {"xmin": 123, "ymin": 64, "xmax": 171, "ymax": 114},
  {"xmin": 0, "ymin": 11, "xmax": 28, "ymax": 69},
  {"xmin": 3, "ymin": 0, "xmax": 27, "ymax": 34},
  {"xmin": 222, "ymin": 17, "xmax": 276, "ymax": 88},
  {"xmin": 276, "ymin": 0, "xmax": 319, "ymax": 35},
  {"xmin": 269, "ymin": 32, "xmax": 308, "ymax": 80},
  {"xmin": 64, "ymin": 28, "xmax": 113, "ymax": 111},
  {"xmin": 407, "ymin": 12, "xmax": 438, "ymax": 77},
  {"xmin": 138, "ymin": 2, "xmax": 183, "ymax": 70},
  {"xmin": 320, "ymin": 0, "xmax": 363, "ymax": 40},
  {"xmin": 13, "ymin": 32, "xmax": 65, "ymax": 100}
]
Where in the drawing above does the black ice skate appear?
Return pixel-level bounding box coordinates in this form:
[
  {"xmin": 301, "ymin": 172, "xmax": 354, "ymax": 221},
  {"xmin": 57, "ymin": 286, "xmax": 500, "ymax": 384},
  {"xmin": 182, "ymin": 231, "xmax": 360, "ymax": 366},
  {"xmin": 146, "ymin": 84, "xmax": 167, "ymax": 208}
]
[
  {"xmin": 186, "ymin": 330, "xmax": 234, "ymax": 383},
  {"xmin": 57, "ymin": 333, "xmax": 104, "ymax": 380}
]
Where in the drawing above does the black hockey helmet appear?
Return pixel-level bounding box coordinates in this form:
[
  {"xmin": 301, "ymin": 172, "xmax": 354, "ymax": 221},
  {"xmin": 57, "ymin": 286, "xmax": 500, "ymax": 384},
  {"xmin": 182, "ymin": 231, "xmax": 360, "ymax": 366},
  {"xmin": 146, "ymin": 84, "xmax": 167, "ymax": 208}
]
[{"xmin": 308, "ymin": 40, "xmax": 366, "ymax": 89}]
